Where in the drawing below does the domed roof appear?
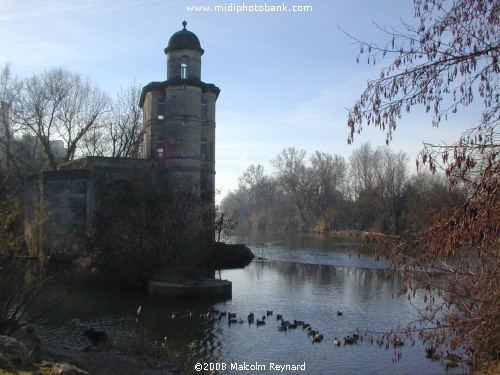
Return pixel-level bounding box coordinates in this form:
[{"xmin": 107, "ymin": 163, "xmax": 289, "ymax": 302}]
[{"xmin": 164, "ymin": 21, "xmax": 204, "ymax": 55}]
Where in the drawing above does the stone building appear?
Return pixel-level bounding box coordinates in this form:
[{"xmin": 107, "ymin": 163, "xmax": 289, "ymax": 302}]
[
  {"xmin": 140, "ymin": 20, "xmax": 219, "ymax": 201},
  {"xmin": 24, "ymin": 22, "xmax": 220, "ymax": 256}
]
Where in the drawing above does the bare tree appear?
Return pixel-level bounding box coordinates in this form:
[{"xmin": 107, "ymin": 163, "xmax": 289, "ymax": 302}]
[
  {"xmin": 349, "ymin": 143, "xmax": 381, "ymax": 198},
  {"xmin": 80, "ymin": 80, "xmax": 143, "ymax": 159},
  {"xmin": 402, "ymin": 169, "xmax": 456, "ymax": 231},
  {"xmin": 345, "ymin": 0, "xmax": 499, "ymax": 367},
  {"xmin": 0, "ymin": 170, "xmax": 68, "ymax": 335},
  {"xmin": 271, "ymin": 147, "xmax": 314, "ymax": 230},
  {"xmin": 238, "ymin": 164, "xmax": 266, "ymax": 209},
  {"xmin": 15, "ymin": 67, "xmax": 108, "ymax": 170},
  {"xmin": 309, "ymin": 151, "xmax": 348, "ymax": 231},
  {"xmin": 348, "ymin": 143, "xmax": 382, "ymax": 228},
  {"xmin": 214, "ymin": 207, "xmax": 239, "ymax": 243},
  {"xmin": 375, "ymin": 148, "xmax": 409, "ymax": 233},
  {"xmin": 108, "ymin": 80, "xmax": 143, "ymax": 158},
  {"xmin": 221, "ymin": 190, "xmax": 251, "ymax": 228},
  {"xmin": 79, "ymin": 121, "xmax": 109, "ymax": 157},
  {"xmin": 0, "ymin": 63, "xmax": 23, "ymax": 174}
]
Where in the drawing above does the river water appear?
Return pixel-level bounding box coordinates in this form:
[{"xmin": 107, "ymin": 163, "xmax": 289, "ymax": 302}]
[{"xmin": 28, "ymin": 231, "xmax": 458, "ymax": 374}]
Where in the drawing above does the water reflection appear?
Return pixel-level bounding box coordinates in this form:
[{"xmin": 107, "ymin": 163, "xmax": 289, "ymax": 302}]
[
  {"xmin": 232, "ymin": 230, "xmax": 386, "ymax": 269},
  {"xmin": 27, "ymin": 233, "xmax": 455, "ymax": 374}
]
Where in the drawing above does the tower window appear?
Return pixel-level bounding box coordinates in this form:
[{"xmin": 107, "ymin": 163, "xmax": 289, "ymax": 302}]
[
  {"xmin": 158, "ymin": 97, "xmax": 165, "ymax": 119},
  {"xmin": 181, "ymin": 56, "xmax": 189, "ymax": 79},
  {"xmin": 157, "ymin": 137, "xmax": 164, "ymax": 159},
  {"xmin": 201, "ymin": 138, "xmax": 207, "ymax": 160},
  {"xmin": 200, "ymin": 103, "xmax": 207, "ymax": 121}
]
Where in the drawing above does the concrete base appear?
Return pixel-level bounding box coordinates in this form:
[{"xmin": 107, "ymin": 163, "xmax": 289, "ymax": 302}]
[{"xmin": 148, "ymin": 278, "xmax": 232, "ymax": 297}]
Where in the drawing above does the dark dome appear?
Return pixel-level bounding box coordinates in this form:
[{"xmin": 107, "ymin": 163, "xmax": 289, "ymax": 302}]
[{"xmin": 165, "ymin": 21, "xmax": 204, "ymax": 55}]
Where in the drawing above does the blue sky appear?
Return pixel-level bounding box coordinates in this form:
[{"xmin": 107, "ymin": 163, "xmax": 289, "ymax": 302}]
[{"xmin": 0, "ymin": 0, "xmax": 477, "ymax": 199}]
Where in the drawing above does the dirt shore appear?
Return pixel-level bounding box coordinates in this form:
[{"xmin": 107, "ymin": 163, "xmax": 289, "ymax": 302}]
[
  {"xmin": 34, "ymin": 344, "xmax": 189, "ymax": 375},
  {"xmin": 0, "ymin": 331, "xmax": 191, "ymax": 375}
]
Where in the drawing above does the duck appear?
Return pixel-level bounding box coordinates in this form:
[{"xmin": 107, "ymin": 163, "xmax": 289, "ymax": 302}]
[
  {"xmin": 266, "ymin": 310, "xmax": 273, "ymax": 316},
  {"xmin": 228, "ymin": 318, "xmax": 238, "ymax": 324},
  {"xmin": 84, "ymin": 328, "xmax": 108, "ymax": 347},
  {"xmin": 277, "ymin": 325, "xmax": 287, "ymax": 331},
  {"xmin": 334, "ymin": 338, "xmax": 341, "ymax": 346},
  {"xmin": 256, "ymin": 319, "xmax": 266, "ymax": 326},
  {"xmin": 294, "ymin": 320, "xmax": 304, "ymax": 326},
  {"xmin": 261, "ymin": 315, "xmax": 266, "ymax": 320},
  {"xmin": 392, "ymin": 340, "xmax": 404, "ymax": 348},
  {"xmin": 228, "ymin": 312, "xmax": 237, "ymax": 318},
  {"xmin": 238, "ymin": 318, "xmax": 244, "ymax": 324},
  {"xmin": 281, "ymin": 319, "xmax": 289, "ymax": 326},
  {"xmin": 311, "ymin": 334, "xmax": 323, "ymax": 343},
  {"xmin": 247, "ymin": 313, "xmax": 254, "ymax": 323},
  {"xmin": 445, "ymin": 352, "xmax": 462, "ymax": 362},
  {"xmin": 219, "ymin": 311, "xmax": 227, "ymax": 317},
  {"xmin": 425, "ymin": 347, "xmax": 435, "ymax": 358},
  {"xmin": 337, "ymin": 311, "xmax": 343, "ymax": 316},
  {"xmin": 276, "ymin": 314, "xmax": 283, "ymax": 320},
  {"xmin": 344, "ymin": 336, "xmax": 355, "ymax": 345},
  {"xmin": 307, "ymin": 329, "xmax": 318, "ymax": 336},
  {"xmin": 302, "ymin": 323, "xmax": 311, "ymax": 330},
  {"xmin": 352, "ymin": 333, "xmax": 360, "ymax": 341},
  {"xmin": 288, "ymin": 321, "xmax": 297, "ymax": 329},
  {"xmin": 199, "ymin": 313, "xmax": 209, "ymax": 320}
]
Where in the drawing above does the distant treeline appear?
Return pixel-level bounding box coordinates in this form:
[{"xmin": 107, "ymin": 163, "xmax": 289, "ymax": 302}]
[{"xmin": 221, "ymin": 144, "xmax": 461, "ymax": 235}]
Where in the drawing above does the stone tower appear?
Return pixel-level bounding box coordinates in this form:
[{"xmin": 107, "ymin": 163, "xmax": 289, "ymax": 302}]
[{"xmin": 139, "ymin": 21, "xmax": 220, "ymax": 202}]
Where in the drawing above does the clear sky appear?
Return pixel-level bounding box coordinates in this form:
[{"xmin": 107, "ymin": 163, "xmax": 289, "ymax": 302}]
[{"xmin": 0, "ymin": 0, "xmax": 478, "ymax": 200}]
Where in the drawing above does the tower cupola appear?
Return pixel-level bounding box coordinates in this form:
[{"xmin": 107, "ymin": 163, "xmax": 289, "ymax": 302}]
[
  {"xmin": 165, "ymin": 21, "xmax": 204, "ymax": 55},
  {"xmin": 165, "ymin": 21, "xmax": 203, "ymax": 81}
]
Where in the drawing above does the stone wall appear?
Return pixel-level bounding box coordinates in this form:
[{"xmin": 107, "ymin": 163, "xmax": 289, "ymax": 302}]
[
  {"xmin": 24, "ymin": 156, "xmax": 215, "ymax": 259},
  {"xmin": 25, "ymin": 169, "xmax": 91, "ymax": 257}
]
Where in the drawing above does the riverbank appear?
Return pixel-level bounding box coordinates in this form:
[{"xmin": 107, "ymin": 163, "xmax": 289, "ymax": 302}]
[{"xmin": 0, "ymin": 330, "xmax": 191, "ymax": 375}]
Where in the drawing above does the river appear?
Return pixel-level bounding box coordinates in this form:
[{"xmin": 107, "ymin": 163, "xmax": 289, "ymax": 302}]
[{"xmin": 28, "ymin": 231, "xmax": 459, "ymax": 374}]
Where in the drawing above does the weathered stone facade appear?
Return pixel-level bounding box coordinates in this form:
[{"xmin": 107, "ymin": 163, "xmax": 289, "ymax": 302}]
[{"xmin": 24, "ymin": 22, "xmax": 220, "ymax": 257}]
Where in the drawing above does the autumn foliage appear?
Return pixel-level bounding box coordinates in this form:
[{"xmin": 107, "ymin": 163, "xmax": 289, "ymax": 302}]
[{"xmin": 347, "ymin": 0, "xmax": 499, "ymax": 368}]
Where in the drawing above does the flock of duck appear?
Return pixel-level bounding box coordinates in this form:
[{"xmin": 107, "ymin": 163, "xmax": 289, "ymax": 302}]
[
  {"xmin": 171, "ymin": 308, "xmax": 367, "ymax": 347},
  {"xmin": 169, "ymin": 308, "xmax": 464, "ymax": 368}
]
